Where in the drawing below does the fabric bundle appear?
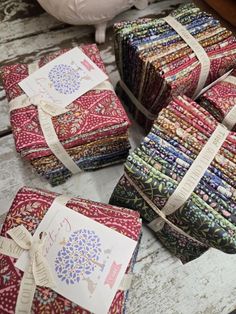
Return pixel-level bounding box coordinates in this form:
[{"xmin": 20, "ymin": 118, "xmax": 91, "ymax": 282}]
[
  {"xmin": 110, "ymin": 95, "xmax": 236, "ymax": 263},
  {"xmin": 198, "ymin": 70, "xmax": 236, "ymax": 131},
  {"xmin": 114, "ymin": 3, "xmax": 236, "ymax": 131},
  {"xmin": 1, "ymin": 45, "xmax": 131, "ymax": 186},
  {"xmin": 0, "ymin": 186, "xmax": 142, "ymax": 313}
]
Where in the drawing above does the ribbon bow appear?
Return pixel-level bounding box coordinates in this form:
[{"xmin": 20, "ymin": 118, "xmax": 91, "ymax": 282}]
[
  {"xmin": 0, "ymin": 225, "xmax": 54, "ymax": 313},
  {"xmin": 30, "ymin": 96, "xmax": 68, "ymax": 117},
  {"xmin": 6, "ymin": 225, "xmax": 54, "ymax": 287},
  {"xmin": 9, "ymin": 94, "xmax": 68, "ymax": 117}
]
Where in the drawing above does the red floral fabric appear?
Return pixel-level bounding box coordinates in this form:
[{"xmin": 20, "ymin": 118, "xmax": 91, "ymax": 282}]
[
  {"xmin": 199, "ymin": 69, "xmax": 236, "ymax": 131},
  {"xmin": 1, "ymin": 45, "xmax": 130, "ymax": 159},
  {"xmin": 0, "ymin": 187, "xmax": 142, "ymax": 313}
]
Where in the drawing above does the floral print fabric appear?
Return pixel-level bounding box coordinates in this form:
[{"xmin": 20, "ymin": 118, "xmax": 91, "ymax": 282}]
[
  {"xmin": 30, "ymin": 135, "xmax": 130, "ymax": 185},
  {"xmin": 114, "ymin": 3, "xmax": 236, "ymax": 131},
  {"xmin": 0, "ymin": 186, "xmax": 142, "ymax": 313},
  {"xmin": 110, "ymin": 95, "xmax": 236, "ymax": 263},
  {"xmin": 1, "ymin": 45, "xmax": 131, "ymax": 185},
  {"xmin": 199, "ymin": 69, "xmax": 236, "ymax": 131}
]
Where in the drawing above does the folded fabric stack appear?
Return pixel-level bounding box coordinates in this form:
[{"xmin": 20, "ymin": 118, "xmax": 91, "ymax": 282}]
[
  {"xmin": 0, "ymin": 186, "xmax": 142, "ymax": 313},
  {"xmin": 198, "ymin": 70, "xmax": 236, "ymax": 131},
  {"xmin": 1, "ymin": 45, "xmax": 131, "ymax": 186},
  {"xmin": 110, "ymin": 95, "xmax": 236, "ymax": 263},
  {"xmin": 114, "ymin": 3, "xmax": 236, "ymax": 131}
]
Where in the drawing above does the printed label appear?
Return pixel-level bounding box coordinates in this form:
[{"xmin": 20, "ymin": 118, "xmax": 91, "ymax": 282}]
[{"xmin": 19, "ymin": 47, "xmax": 108, "ymax": 108}]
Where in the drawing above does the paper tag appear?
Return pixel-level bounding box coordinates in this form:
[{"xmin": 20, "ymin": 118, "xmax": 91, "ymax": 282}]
[
  {"xmin": 16, "ymin": 202, "xmax": 137, "ymax": 314},
  {"xmin": 19, "ymin": 47, "xmax": 108, "ymax": 108}
]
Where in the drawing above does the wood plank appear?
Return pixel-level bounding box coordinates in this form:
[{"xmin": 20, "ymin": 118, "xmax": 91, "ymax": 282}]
[
  {"xmin": 0, "ymin": 13, "xmax": 65, "ymax": 44},
  {"xmin": 127, "ymin": 247, "xmax": 236, "ymax": 314},
  {"xmin": 0, "ymin": 0, "xmax": 43, "ymax": 22}
]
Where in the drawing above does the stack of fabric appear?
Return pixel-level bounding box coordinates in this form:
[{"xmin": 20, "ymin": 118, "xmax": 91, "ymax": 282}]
[
  {"xmin": 114, "ymin": 3, "xmax": 236, "ymax": 131},
  {"xmin": 110, "ymin": 95, "xmax": 236, "ymax": 263},
  {"xmin": 1, "ymin": 44, "xmax": 131, "ymax": 186},
  {"xmin": 0, "ymin": 186, "xmax": 142, "ymax": 313},
  {"xmin": 198, "ymin": 70, "xmax": 236, "ymax": 131}
]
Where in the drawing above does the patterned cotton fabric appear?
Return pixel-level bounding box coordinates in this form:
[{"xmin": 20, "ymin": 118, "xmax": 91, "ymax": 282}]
[
  {"xmin": 0, "ymin": 186, "xmax": 142, "ymax": 313},
  {"xmin": 114, "ymin": 3, "xmax": 236, "ymax": 131},
  {"xmin": 110, "ymin": 95, "xmax": 236, "ymax": 263},
  {"xmin": 198, "ymin": 70, "xmax": 236, "ymax": 131},
  {"xmin": 1, "ymin": 45, "xmax": 131, "ymax": 185}
]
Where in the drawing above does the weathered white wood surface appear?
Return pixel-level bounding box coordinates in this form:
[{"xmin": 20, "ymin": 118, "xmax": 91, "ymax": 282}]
[
  {"xmin": 0, "ymin": 1, "xmax": 236, "ymax": 313},
  {"xmin": 0, "ymin": 0, "xmax": 188, "ymax": 134}
]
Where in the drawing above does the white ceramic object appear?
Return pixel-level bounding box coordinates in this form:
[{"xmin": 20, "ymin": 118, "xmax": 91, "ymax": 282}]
[{"xmin": 37, "ymin": 0, "xmax": 148, "ymax": 43}]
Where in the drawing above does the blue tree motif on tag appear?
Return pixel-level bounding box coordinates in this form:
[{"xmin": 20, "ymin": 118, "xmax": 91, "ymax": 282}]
[
  {"xmin": 48, "ymin": 64, "xmax": 80, "ymax": 94},
  {"xmin": 55, "ymin": 229, "xmax": 104, "ymax": 285}
]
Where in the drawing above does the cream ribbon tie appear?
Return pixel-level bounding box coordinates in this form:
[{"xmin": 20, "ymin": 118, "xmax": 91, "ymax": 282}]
[
  {"xmin": 9, "ymin": 94, "xmax": 68, "ymax": 117},
  {"xmin": 6, "ymin": 225, "xmax": 54, "ymax": 288},
  {"xmin": 33, "ymin": 97, "xmax": 68, "ymax": 117},
  {"xmin": 0, "ymin": 224, "xmax": 54, "ymax": 313}
]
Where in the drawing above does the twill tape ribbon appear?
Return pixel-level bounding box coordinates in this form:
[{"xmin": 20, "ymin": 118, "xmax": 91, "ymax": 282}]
[{"xmin": 163, "ymin": 15, "xmax": 210, "ymax": 99}]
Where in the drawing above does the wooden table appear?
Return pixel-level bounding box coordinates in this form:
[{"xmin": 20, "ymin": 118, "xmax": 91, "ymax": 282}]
[{"xmin": 0, "ymin": 1, "xmax": 236, "ymax": 313}]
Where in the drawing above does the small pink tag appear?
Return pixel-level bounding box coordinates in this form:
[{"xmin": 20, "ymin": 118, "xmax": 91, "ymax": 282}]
[
  {"xmin": 81, "ymin": 59, "xmax": 94, "ymax": 71},
  {"xmin": 104, "ymin": 262, "xmax": 122, "ymax": 289}
]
